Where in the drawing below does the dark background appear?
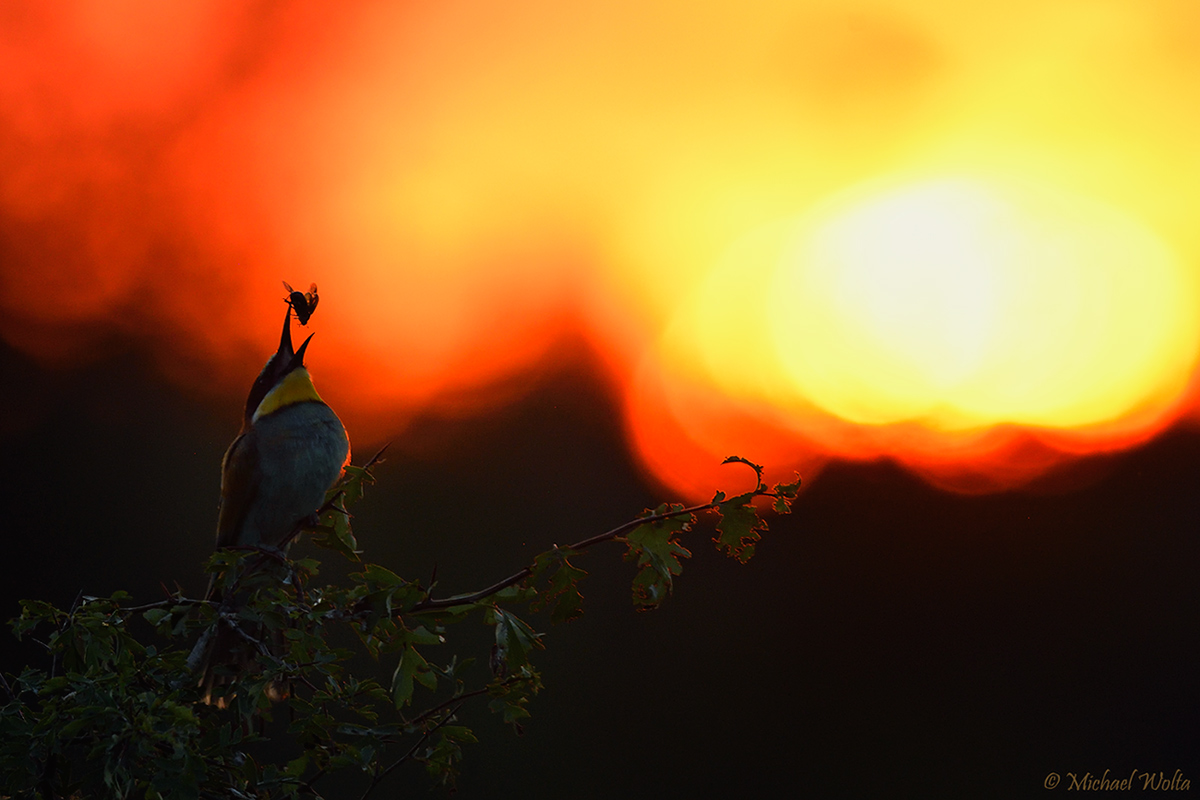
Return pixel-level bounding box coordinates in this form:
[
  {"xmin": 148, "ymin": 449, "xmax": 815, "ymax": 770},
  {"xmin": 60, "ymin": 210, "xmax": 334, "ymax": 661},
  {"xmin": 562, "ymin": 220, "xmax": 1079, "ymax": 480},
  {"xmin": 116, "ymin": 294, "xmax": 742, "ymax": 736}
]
[{"xmin": 0, "ymin": 334, "xmax": 1196, "ymax": 798}]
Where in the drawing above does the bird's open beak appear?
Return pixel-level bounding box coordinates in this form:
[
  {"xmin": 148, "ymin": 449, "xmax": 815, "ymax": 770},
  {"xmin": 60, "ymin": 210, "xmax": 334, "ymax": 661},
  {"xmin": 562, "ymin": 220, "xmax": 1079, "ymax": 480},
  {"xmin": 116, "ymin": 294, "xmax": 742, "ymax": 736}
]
[
  {"xmin": 291, "ymin": 332, "xmax": 314, "ymax": 370},
  {"xmin": 275, "ymin": 305, "xmax": 314, "ymax": 372},
  {"xmin": 277, "ymin": 307, "xmax": 295, "ymax": 361}
]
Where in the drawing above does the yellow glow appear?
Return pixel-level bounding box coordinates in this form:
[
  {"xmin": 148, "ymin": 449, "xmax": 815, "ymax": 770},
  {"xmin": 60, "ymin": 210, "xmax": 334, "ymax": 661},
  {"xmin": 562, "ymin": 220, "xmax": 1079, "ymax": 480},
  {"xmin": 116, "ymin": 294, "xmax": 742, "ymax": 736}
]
[
  {"xmin": 663, "ymin": 175, "xmax": 1200, "ymax": 436},
  {"xmin": 773, "ymin": 177, "xmax": 1200, "ymax": 429}
]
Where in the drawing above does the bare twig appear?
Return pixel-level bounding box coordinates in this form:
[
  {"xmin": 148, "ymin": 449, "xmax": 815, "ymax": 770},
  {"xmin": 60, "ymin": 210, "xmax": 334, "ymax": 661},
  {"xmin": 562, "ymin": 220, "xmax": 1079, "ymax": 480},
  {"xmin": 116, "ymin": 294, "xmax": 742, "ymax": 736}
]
[{"xmin": 359, "ymin": 443, "xmax": 390, "ymax": 472}]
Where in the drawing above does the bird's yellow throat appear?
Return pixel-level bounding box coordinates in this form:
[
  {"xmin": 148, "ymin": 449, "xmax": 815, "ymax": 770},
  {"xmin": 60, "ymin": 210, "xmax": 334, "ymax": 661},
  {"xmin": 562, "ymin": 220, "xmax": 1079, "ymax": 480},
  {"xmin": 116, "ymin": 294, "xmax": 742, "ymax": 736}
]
[{"xmin": 253, "ymin": 368, "xmax": 326, "ymax": 422}]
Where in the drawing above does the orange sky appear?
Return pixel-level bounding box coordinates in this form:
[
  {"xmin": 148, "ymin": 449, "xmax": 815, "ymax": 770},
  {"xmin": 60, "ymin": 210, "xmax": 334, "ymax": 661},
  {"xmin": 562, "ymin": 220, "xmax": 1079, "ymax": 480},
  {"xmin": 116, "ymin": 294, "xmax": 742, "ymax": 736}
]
[{"xmin": 3, "ymin": 0, "xmax": 1200, "ymax": 497}]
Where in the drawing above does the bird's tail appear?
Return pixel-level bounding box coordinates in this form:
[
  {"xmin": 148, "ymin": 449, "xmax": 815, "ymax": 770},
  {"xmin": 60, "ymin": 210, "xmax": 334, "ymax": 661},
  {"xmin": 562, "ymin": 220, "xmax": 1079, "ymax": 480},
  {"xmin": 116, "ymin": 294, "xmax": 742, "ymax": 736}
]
[{"xmin": 187, "ymin": 584, "xmax": 288, "ymax": 708}]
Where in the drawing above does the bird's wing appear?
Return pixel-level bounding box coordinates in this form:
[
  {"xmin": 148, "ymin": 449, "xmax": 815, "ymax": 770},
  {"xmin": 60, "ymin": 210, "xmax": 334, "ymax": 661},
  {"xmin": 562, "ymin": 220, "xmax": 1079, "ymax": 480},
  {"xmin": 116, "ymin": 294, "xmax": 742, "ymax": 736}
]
[{"xmin": 215, "ymin": 430, "xmax": 261, "ymax": 549}]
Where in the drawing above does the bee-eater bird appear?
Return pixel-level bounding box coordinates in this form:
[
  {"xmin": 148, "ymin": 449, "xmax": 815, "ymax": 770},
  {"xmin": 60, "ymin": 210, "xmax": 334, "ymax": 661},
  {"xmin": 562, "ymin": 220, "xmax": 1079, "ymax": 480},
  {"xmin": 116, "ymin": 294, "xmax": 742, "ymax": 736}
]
[{"xmin": 191, "ymin": 296, "xmax": 350, "ymax": 703}]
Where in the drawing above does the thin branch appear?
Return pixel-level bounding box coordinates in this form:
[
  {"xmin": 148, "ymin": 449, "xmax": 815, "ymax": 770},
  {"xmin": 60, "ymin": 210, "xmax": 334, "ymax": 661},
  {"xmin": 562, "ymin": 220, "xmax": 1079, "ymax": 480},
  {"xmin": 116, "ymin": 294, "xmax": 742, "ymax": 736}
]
[
  {"xmin": 221, "ymin": 616, "xmax": 273, "ymax": 658},
  {"xmin": 412, "ymin": 500, "xmax": 718, "ymax": 611},
  {"xmin": 49, "ymin": 590, "xmax": 84, "ymax": 680},
  {"xmin": 359, "ymin": 443, "xmax": 391, "ymax": 472},
  {"xmin": 122, "ymin": 597, "xmax": 213, "ymax": 613},
  {"xmin": 359, "ymin": 702, "xmax": 465, "ymax": 800},
  {"xmin": 0, "ymin": 672, "xmax": 26, "ymax": 722},
  {"xmin": 404, "ymin": 674, "xmax": 528, "ymax": 729},
  {"xmin": 569, "ymin": 500, "xmax": 715, "ymax": 550},
  {"xmin": 411, "ymin": 572, "xmax": 529, "ymax": 613},
  {"xmin": 301, "ymin": 767, "xmax": 328, "ymax": 795}
]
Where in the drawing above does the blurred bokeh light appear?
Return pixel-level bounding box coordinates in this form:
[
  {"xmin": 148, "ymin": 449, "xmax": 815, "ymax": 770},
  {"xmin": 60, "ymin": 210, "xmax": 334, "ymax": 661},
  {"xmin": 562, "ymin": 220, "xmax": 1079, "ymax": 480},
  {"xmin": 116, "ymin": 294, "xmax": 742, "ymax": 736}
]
[{"xmin": 3, "ymin": 0, "xmax": 1200, "ymax": 496}]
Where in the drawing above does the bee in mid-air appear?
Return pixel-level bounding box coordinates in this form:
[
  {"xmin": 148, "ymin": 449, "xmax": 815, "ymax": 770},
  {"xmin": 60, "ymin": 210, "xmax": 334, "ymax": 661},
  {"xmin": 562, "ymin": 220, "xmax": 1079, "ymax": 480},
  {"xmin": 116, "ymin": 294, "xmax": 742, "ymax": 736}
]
[{"xmin": 283, "ymin": 281, "xmax": 319, "ymax": 325}]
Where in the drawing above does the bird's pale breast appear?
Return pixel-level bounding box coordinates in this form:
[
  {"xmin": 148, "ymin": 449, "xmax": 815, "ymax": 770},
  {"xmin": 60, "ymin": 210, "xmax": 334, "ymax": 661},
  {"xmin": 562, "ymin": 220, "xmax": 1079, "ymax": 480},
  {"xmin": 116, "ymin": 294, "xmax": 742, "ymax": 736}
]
[{"xmin": 217, "ymin": 401, "xmax": 349, "ymax": 549}]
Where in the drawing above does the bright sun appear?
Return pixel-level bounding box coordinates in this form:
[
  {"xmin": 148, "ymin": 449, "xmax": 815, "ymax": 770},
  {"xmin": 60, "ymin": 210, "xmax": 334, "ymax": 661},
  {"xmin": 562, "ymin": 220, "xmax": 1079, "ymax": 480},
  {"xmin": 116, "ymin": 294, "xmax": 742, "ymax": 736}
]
[
  {"xmin": 769, "ymin": 177, "xmax": 1200, "ymax": 430},
  {"xmin": 664, "ymin": 175, "xmax": 1200, "ymax": 442}
]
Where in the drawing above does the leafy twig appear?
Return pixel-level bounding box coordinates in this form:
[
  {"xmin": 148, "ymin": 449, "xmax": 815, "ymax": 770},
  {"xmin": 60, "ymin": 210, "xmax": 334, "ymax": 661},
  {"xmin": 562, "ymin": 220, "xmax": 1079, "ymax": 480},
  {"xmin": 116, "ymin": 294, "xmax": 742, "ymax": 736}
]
[
  {"xmin": 405, "ymin": 675, "xmax": 527, "ymax": 729},
  {"xmin": 359, "ymin": 702, "xmax": 465, "ymax": 800},
  {"xmin": 413, "ymin": 502, "xmax": 712, "ymax": 611}
]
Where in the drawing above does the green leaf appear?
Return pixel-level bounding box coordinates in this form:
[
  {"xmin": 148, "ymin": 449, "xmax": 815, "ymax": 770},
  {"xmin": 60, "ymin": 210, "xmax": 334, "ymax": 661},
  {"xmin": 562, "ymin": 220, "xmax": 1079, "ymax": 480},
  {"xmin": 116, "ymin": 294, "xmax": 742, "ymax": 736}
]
[
  {"xmin": 406, "ymin": 625, "xmax": 444, "ymax": 647},
  {"xmin": 624, "ymin": 511, "xmax": 693, "ymax": 609},
  {"xmin": 142, "ymin": 608, "xmax": 170, "ymax": 627},
  {"xmin": 713, "ymin": 493, "xmax": 767, "ymax": 563},
  {"xmin": 487, "ymin": 671, "xmax": 542, "ymax": 732},
  {"xmin": 331, "ymin": 462, "xmax": 377, "ymax": 509},
  {"xmin": 310, "ymin": 515, "xmax": 361, "ymax": 562},
  {"xmin": 391, "ymin": 645, "xmax": 434, "ymax": 708},
  {"xmin": 422, "ymin": 720, "xmax": 475, "ymax": 789},
  {"xmin": 771, "ymin": 474, "xmax": 802, "ymax": 515},
  {"xmin": 11, "ymin": 599, "xmax": 62, "ymax": 638},
  {"xmin": 439, "ymin": 725, "xmax": 478, "ymax": 743},
  {"xmin": 284, "ymin": 755, "xmax": 308, "ymax": 778},
  {"xmin": 493, "ymin": 610, "xmax": 543, "ymax": 671},
  {"xmin": 529, "ymin": 546, "xmax": 588, "ymax": 624},
  {"xmin": 442, "ymin": 603, "xmax": 477, "ymax": 616},
  {"xmin": 359, "ymin": 563, "xmax": 405, "ymax": 588},
  {"xmin": 488, "ymin": 695, "xmax": 531, "ymax": 725},
  {"xmin": 493, "ymin": 584, "xmax": 538, "ymax": 603}
]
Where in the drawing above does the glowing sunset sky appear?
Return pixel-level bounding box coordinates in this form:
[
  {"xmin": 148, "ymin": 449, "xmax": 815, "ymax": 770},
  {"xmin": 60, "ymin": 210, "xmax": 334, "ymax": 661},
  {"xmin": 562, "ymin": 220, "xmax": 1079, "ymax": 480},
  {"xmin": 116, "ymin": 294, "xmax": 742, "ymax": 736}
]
[{"xmin": 3, "ymin": 0, "xmax": 1200, "ymax": 495}]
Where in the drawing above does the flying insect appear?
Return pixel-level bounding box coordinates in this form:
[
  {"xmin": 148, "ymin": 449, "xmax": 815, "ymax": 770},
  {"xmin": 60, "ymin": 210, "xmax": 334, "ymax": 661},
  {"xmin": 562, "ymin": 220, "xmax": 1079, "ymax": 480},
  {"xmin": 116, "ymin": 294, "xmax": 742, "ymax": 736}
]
[{"xmin": 283, "ymin": 281, "xmax": 319, "ymax": 325}]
